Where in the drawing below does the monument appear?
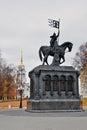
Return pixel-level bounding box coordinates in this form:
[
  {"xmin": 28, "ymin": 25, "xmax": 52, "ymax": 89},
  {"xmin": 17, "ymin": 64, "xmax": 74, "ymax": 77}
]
[{"xmin": 27, "ymin": 19, "xmax": 81, "ymax": 111}]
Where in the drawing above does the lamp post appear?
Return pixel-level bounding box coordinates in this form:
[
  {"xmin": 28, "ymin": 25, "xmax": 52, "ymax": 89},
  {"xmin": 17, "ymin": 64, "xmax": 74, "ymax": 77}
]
[
  {"xmin": 18, "ymin": 67, "xmax": 24, "ymax": 108},
  {"xmin": 17, "ymin": 85, "xmax": 24, "ymax": 108}
]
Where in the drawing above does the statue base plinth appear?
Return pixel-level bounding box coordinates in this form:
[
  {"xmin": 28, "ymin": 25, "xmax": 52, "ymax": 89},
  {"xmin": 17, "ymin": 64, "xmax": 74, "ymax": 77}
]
[
  {"xmin": 27, "ymin": 65, "xmax": 81, "ymax": 112},
  {"xmin": 27, "ymin": 99, "xmax": 81, "ymax": 111}
]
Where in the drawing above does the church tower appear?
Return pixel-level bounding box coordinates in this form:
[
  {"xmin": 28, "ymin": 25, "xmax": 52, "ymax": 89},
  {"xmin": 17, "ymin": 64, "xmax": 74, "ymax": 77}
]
[
  {"xmin": 18, "ymin": 50, "xmax": 26, "ymax": 86},
  {"xmin": 16, "ymin": 50, "xmax": 30, "ymax": 98},
  {"xmin": 16, "ymin": 50, "xmax": 29, "ymax": 98}
]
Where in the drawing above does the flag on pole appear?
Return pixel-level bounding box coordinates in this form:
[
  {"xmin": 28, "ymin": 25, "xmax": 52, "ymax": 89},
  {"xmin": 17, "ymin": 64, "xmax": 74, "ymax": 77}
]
[{"xmin": 48, "ymin": 19, "xmax": 60, "ymax": 29}]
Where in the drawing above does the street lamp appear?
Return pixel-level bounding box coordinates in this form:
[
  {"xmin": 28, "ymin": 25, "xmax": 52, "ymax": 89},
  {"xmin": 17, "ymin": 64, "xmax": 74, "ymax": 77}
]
[{"xmin": 17, "ymin": 85, "xmax": 24, "ymax": 108}]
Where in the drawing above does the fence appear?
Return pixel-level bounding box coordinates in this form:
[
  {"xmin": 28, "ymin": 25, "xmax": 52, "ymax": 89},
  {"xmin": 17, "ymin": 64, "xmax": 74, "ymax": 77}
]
[{"xmin": 0, "ymin": 98, "xmax": 29, "ymax": 109}]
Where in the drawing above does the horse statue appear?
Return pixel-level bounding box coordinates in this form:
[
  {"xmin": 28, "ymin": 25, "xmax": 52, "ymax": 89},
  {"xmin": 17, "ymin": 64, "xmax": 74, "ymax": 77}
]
[{"xmin": 39, "ymin": 42, "xmax": 73, "ymax": 65}]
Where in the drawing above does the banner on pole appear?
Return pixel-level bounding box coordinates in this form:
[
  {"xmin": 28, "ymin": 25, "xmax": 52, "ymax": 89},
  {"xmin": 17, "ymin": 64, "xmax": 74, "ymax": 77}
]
[{"xmin": 48, "ymin": 19, "xmax": 60, "ymax": 29}]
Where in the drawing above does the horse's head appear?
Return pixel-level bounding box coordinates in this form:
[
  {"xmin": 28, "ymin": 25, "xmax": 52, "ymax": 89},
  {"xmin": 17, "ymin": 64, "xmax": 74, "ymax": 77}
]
[{"xmin": 60, "ymin": 42, "xmax": 73, "ymax": 52}]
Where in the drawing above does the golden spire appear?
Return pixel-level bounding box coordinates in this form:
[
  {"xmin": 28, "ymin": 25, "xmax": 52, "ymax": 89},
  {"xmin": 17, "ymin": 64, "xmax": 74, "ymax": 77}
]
[{"xmin": 19, "ymin": 49, "xmax": 24, "ymax": 66}]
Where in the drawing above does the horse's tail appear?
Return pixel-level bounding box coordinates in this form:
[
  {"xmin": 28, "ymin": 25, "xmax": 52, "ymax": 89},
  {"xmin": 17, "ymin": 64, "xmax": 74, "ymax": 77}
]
[{"xmin": 39, "ymin": 46, "xmax": 43, "ymax": 61}]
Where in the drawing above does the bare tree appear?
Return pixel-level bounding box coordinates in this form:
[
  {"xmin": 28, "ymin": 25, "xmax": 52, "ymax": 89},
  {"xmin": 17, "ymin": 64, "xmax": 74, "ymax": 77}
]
[
  {"xmin": 0, "ymin": 50, "xmax": 17, "ymax": 100},
  {"xmin": 73, "ymin": 42, "xmax": 87, "ymax": 96}
]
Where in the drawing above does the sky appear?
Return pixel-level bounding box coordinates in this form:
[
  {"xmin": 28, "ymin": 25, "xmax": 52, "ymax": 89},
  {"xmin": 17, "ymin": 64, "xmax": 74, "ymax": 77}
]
[{"xmin": 0, "ymin": 0, "xmax": 87, "ymax": 81}]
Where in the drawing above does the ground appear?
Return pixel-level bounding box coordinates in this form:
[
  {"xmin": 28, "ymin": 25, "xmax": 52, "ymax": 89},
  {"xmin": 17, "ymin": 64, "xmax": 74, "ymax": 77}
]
[{"xmin": 0, "ymin": 109, "xmax": 87, "ymax": 130}]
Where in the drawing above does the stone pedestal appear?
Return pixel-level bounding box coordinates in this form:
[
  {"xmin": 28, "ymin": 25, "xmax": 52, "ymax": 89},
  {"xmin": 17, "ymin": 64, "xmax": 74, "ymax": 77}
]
[
  {"xmin": 27, "ymin": 99, "xmax": 81, "ymax": 111},
  {"xmin": 27, "ymin": 65, "xmax": 81, "ymax": 111}
]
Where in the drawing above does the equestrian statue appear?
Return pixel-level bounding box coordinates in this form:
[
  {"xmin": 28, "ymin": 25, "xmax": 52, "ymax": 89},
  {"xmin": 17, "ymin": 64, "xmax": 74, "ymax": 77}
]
[{"xmin": 39, "ymin": 19, "xmax": 73, "ymax": 66}]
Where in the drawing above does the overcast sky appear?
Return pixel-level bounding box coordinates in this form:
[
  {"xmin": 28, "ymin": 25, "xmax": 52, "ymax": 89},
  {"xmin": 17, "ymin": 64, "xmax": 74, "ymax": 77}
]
[{"xmin": 0, "ymin": 0, "xmax": 87, "ymax": 80}]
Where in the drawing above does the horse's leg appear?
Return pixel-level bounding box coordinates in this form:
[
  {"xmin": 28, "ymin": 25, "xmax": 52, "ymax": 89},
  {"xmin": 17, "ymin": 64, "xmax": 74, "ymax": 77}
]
[
  {"xmin": 46, "ymin": 55, "xmax": 49, "ymax": 65},
  {"xmin": 42, "ymin": 61, "xmax": 44, "ymax": 65},
  {"xmin": 42, "ymin": 53, "xmax": 46, "ymax": 65},
  {"xmin": 42, "ymin": 55, "xmax": 46, "ymax": 65},
  {"xmin": 60, "ymin": 56, "xmax": 65, "ymax": 64},
  {"xmin": 42, "ymin": 54, "xmax": 45, "ymax": 65},
  {"xmin": 44, "ymin": 55, "xmax": 49, "ymax": 65}
]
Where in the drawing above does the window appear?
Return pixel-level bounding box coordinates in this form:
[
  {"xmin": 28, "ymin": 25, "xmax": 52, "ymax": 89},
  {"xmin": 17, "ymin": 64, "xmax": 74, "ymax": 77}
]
[
  {"xmin": 30, "ymin": 78, "xmax": 34, "ymax": 92},
  {"xmin": 45, "ymin": 75, "xmax": 51, "ymax": 91},
  {"xmin": 68, "ymin": 76, "xmax": 73, "ymax": 91},
  {"xmin": 60, "ymin": 75, "xmax": 66, "ymax": 91},
  {"xmin": 53, "ymin": 75, "xmax": 58, "ymax": 91}
]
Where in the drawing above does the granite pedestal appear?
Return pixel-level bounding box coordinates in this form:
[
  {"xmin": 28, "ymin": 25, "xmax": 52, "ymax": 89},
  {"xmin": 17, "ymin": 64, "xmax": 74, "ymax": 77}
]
[{"xmin": 27, "ymin": 65, "xmax": 81, "ymax": 111}]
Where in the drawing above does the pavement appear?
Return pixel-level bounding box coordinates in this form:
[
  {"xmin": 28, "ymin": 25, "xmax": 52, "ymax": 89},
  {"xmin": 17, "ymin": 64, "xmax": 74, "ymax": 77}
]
[{"xmin": 0, "ymin": 109, "xmax": 87, "ymax": 130}]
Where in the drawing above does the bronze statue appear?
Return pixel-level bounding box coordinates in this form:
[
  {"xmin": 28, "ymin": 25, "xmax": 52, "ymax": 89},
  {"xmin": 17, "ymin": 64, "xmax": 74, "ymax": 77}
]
[
  {"xmin": 39, "ymin": 19, "xmax": 73, "ymax": 66},
  {"xmin": 39, "ymin": 41, "xmax": 73, "ymax": 65}
]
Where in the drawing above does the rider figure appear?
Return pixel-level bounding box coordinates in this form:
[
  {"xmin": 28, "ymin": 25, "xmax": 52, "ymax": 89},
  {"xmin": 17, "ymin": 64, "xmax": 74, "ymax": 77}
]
[
  {"xmin": 50, "ymin": 30, "xmax": 60, "ymax": 50},
  {"xmin": 50, "ymin": 30, "xmax": 60, "ymax": 65}
]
